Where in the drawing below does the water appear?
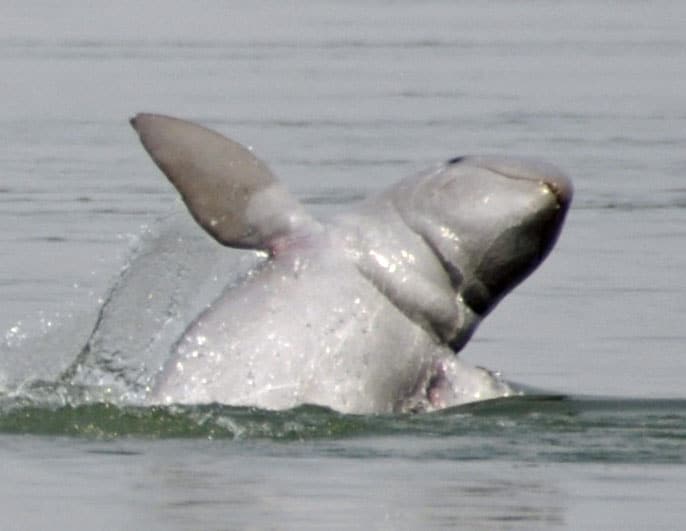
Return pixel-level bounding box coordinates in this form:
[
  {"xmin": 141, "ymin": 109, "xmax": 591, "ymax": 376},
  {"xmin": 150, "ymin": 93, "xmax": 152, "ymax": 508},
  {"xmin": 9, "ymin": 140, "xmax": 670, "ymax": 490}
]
[{"xmin": 1, "ymin": 1, "xmax": 685, "ymax": 528}]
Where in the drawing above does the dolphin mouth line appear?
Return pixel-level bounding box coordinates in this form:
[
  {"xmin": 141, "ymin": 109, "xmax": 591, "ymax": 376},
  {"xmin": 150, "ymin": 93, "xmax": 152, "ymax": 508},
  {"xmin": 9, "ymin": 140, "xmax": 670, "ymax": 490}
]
[
  {"xmin": 389, "ymin": 200, "xmax": 488, "ymax": 326},
  {"xmin": 475, "ymin": 161, "xmax": 572, "ymax": 211}
]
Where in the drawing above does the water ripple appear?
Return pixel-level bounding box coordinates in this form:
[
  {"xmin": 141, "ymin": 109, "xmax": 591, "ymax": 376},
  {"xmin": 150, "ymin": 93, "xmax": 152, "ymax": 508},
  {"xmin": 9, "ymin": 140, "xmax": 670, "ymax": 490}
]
[{"xmin": 1, "ymin": 386, "xmax": 684, "ymax": 464}]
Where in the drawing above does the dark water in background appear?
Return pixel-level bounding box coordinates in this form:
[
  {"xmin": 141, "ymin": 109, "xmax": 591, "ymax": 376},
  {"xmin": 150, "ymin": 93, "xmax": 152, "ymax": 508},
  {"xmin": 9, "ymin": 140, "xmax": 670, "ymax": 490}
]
[{"xmin": 1, "ymin": 1, "xmax": 685, "ymax": 529}]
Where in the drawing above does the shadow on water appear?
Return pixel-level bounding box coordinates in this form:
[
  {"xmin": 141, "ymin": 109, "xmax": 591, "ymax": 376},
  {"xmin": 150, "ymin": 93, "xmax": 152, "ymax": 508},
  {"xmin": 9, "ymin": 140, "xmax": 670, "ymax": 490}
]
[{"xmin": 1, "ymin": 382, "xmax": 683, "ymax": 464}]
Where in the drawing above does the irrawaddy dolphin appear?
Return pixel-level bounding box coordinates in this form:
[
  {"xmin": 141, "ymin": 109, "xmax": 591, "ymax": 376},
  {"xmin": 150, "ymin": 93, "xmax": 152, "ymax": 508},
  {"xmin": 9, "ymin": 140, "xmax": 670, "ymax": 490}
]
[{"xmin": 127, "ymin": 113, "xmax": 572, "ymax": 414}]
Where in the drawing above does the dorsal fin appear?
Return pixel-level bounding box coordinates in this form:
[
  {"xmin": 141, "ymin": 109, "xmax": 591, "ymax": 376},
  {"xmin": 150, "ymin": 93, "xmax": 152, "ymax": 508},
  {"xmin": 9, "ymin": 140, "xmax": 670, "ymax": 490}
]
[{"xmin": 130, "ymin": 113, "xmax": 316, "ymax": 251}]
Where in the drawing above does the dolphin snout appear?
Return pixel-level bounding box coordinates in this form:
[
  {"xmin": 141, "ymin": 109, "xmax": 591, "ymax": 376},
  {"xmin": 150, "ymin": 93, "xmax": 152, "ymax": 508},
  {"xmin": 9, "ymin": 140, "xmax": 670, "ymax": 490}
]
[{"xmin": 542, "ymin": 172, "xmax": 573, "ymax": 210}]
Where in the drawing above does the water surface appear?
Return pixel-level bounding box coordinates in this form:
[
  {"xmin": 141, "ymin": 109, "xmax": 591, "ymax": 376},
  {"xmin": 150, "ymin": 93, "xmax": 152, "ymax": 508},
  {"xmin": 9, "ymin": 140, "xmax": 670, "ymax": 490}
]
[{"xmin": 1, "ymin": 1, "xmax": 685, "ymax": 529}]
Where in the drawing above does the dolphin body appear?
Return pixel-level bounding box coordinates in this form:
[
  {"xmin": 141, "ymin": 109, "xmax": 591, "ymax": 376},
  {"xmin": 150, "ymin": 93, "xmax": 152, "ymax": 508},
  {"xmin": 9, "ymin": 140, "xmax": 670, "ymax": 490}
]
[{"xmin": 129, "ymin": 114, "xmax": 572, "ymax": 414}]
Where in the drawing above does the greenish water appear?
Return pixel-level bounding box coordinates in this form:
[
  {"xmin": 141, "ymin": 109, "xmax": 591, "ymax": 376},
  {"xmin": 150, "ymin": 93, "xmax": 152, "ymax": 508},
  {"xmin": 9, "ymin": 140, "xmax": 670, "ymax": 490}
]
[{"xmin": 2, "ymin": 390, "xmax": 683, "ymax": 465}]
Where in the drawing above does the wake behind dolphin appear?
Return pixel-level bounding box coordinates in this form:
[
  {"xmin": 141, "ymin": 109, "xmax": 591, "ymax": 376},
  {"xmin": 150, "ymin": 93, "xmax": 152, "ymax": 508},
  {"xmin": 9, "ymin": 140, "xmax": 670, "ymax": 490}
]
[{"xmin": 71, "ymin": 114, "xmax": 573, "ymax": 414}]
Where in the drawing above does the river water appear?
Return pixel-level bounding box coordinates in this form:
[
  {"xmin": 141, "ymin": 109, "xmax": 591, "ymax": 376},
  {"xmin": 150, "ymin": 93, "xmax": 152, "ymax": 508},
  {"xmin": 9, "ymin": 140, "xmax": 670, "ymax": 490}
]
[{"xmin": 1, "ymin": 1, "xmax": 685, "ymax": 529}]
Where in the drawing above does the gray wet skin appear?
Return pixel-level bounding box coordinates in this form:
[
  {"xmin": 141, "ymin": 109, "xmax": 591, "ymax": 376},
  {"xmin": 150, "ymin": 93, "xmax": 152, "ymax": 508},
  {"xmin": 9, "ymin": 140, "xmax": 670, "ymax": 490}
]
[{"xmin": 130, "ymin": 114, "xmax": 572, "ymax": 414}]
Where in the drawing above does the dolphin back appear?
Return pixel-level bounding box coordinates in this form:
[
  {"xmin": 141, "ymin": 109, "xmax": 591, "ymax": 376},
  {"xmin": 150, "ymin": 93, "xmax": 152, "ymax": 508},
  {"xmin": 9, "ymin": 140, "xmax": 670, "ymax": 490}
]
[{"xmin": 130, "ymin": 114, "xmax": 316, "ymax": 252}]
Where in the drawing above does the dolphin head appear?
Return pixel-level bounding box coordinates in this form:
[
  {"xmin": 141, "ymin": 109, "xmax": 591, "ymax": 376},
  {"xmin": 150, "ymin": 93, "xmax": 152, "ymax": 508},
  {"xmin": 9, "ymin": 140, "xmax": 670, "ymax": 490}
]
[{"xmin": 393, "ymin": 155, "xmax": 573, "ymax": 318}]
